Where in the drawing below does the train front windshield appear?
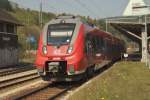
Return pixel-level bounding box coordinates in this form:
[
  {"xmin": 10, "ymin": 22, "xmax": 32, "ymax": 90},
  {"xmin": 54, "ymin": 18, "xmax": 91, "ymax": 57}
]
[{"xmin": 47, "ymin": 23, "xmax": 75, "ymax": 45}]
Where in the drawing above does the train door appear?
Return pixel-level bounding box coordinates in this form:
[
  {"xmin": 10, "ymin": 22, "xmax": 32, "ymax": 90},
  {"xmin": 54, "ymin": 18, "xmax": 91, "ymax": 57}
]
[
  {"xmin": 94, "ymin": 35, "xmax": 107, "ymax": 70},
  {"xmin": 92, "ymin": 35, "xmax": 102, "ymax": 63},
  {"xmin": 85, "ymin": 33, "xmax": 94, "ymax": 66},
  {"xmin": 86, "ymin": 34, "xmax": 103, "ymax": 64},
  {"xmin": 103, "ymin": 38, "xmax": 111, "ymax": 64},
  {"xmin": 103, "ymin": 38, "xmax": 107, "ymax": 58},
  {"xmin": 97, "ymin": 36, "xmax": 105, "ymax": 60}
]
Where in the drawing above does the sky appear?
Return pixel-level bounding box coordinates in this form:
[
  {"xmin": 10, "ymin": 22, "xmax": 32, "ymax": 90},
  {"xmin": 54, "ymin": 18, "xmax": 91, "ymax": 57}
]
[{"xmin": 9, "ymin": 0, "xmax": 150, "ymax": 19}]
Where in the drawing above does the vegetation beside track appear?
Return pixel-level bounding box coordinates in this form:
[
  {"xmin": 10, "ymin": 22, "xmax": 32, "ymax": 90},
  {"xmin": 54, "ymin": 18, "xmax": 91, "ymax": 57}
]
[{"xmin": 68, "ymin": 61, "xmax": 150, "ymax": 100}]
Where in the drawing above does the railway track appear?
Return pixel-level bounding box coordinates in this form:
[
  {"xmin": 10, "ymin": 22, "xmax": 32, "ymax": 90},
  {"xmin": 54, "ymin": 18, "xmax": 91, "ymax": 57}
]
[
  {"xmin": 10, "ymin": 63, "xmax": 113, "ymax": 100},
  {"xmin": 0, "ymin": 62, "xmax": 114, "ymax": 100},
  {"xmin": 0, "ymin": 64, "xmax": 35, "ymax": 77},
  {"xmin": 0, "ymin": 71, "xmax": 38, "ymax": 89},
  {"xmin": 14, "ymin": 82, "xmax": 82, "ymax": 100},
  {"xmin": 0, "ymin": 69, "xmax": 41, "ymax": 99},
  {"xmin": 0, "ymin": 77, "xmax": 81, "ymax": 100}
]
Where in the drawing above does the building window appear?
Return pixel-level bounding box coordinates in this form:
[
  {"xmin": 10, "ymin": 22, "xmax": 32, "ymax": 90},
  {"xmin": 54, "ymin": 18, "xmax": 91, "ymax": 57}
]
[
  {"xmin": 0, "ymin": 23, "xmax": 4, "ymax": 32},
  {"xmin": 7, "ymin": 24, "xmax": 15, "ymax": 33}
]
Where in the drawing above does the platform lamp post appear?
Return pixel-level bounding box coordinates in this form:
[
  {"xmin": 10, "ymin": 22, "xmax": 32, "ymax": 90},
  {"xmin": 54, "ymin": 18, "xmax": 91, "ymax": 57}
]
[
  {"xmin": 106, "ymin": 19, "xmax": 108, "ymax": 32},
  {"xmin": 145, "ymin": 15, "xmax": 147, "ymax": 66},
  {"xmin": 147, "ymin": 5, "xmax": 150, "ymax": 68},
  {"xmin": 39, "ymin": 0, "xmax": 43, "ymax": 28},
  {"xmin": 144, "ymin": 15, "xmax": 150, "ymax": 68}
]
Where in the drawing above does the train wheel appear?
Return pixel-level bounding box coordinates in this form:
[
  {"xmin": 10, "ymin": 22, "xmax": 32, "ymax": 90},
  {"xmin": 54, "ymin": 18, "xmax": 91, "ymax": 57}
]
[
  {"xmin": 41, "ymin": 75, "xmax": 51, "ymax": 81},
  {"xmin": 87, "ymin": 65, "xmax": 95, "ymax": 78},
  {"xmin": 82, "ymin": 72, "xmax": 88, "ymax": 82}
]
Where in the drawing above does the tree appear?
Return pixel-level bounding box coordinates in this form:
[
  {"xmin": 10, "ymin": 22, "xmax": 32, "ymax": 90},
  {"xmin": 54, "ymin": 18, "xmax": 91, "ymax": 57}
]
[{"xmin": 0, "ymin": 0, "xmax": 12, "ymax": 11}]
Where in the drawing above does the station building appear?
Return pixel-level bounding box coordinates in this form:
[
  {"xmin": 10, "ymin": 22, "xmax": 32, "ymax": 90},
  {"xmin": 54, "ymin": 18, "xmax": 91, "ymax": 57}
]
[
  {"xmin": 106, "ymin": 0, "xmax": 150, "ymax": 65},
  {"xmin": 0, "ymin": 9, "xmax": 21, "ymax": 67}
]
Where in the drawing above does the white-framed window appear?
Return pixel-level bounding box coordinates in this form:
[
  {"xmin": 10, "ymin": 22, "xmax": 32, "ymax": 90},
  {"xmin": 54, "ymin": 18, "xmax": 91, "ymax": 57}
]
[
  {"xmin": 0, "ymin": 23, "xmax": 4, "ymax": 33},
  {"xmin": 7, "ymin": 24, "xmax": 15, "ymax": 34}
]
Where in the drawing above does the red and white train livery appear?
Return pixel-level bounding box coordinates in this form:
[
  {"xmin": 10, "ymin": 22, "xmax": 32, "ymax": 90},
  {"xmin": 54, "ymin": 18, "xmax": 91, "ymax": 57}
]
[{"xmin": 35, "ymin": 16, "xmax": 125, "ymax": 81}]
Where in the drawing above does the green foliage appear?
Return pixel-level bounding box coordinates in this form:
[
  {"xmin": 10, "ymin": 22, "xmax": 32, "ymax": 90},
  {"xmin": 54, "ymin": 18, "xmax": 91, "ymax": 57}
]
[
  {"xmin": 7, "ymin": 6, "xmax": 56, "ymax": 59},
  {"xmin": 0, "ymin": 0, "xmax": 12, "ymax": 11},
  {"xmin": 97, "ymin": 19, "xmax": 106, "ymax": 30},
  {"xmin": 10, "ymin": 8, "xmax": 56, "ymax": 26}
]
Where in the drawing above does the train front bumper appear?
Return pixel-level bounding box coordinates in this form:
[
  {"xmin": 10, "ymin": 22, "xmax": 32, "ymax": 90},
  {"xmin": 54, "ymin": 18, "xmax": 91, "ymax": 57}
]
[
  {"xmin": 41, "ymin": 72, "xmax": 85, "ymax": 82},
  {"xmin": 36, "ymin": 59, "xmax": 86, "ymax": 82}
]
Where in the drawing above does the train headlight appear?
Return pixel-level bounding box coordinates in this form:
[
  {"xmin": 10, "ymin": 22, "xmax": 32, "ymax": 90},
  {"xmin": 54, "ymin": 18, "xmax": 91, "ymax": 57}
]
[
  {"xmin": 69, "ymin": 65, "xmax": 75, "ymax": 75},
  {"xmin": 42, "ymin": 46, "xmax": 47, "ymax": 55},
  {"xmin": 67, "ymin": 46, "xmax": 73, "ymax": 54}
]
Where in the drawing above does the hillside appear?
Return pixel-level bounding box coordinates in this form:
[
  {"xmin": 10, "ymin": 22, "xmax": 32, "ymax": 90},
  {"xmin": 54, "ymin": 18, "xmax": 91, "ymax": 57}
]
[
  {"xmin": 8, "ymin": 7, "xmax": 56, "ymax": 58},
  {"xmin": 0, "ymin": 0, "xmax": 130, "ymax": 59},
  {"xmin": 0, "ymin": 0, "xmax": 56, "ymax": 58}
]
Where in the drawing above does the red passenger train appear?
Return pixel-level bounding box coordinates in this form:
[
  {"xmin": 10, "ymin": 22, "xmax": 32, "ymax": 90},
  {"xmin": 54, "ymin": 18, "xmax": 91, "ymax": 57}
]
[{"xmin": 35, "ymin": 16, "xmax": 125, "ymax": 81}]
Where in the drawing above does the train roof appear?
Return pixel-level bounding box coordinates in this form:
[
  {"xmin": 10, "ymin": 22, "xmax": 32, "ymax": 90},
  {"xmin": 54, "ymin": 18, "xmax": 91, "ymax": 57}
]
[
  {"xmin": 44, "ymin": 15, "xmax": 124, "ymax": 43},
  {"xmin": 89, "ymin": 27, "xmax": 124, "ymax": 42},
  {"xmin": 47, "ymin": 15, "xmax": 82, "ymax": 24},
  {"xmin": 46, "ymin": 15, "xmax": 95, "ymax": 27}
]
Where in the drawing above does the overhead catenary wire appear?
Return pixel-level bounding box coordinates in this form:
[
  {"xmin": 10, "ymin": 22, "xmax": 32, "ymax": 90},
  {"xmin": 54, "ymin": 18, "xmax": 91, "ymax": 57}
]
[
  {"xmin": 74, "ymin": 0, "xmax": 100, "ymax": 18},
  {"xmin": 60, "ymin": 0, "xmax": 81, "ymax": 16},
  {"xmin": 41, "ymin": 0, "xmax": 102, "ymax": 19},
  {"xmin": 42, "ymin": 0, "xmax": 64, "ymax": 15},
  {"xmin": 86, "ymin": 0, "xmax": 107, "ymax": 19},
  {"xmin": 40, "ymin": 0, "xmax": 104, "ymax": 21},
  {"xmin": 56, "ymin": 0, "xmax": 92, "ymax": 18}
]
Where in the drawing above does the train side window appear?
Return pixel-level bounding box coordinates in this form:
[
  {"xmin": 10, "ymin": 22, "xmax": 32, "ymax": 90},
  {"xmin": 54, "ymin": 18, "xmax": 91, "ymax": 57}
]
[
  {"xmin": 91, "ymin": 35, "xmax": 103, "ymax": 54},
  {"xmin": 104, "ymin": 39, "xmax": 108, "ymax": 53},
  {"xmin": 85, "ymin": 34, "xmax": 101, "ymax": 55},
  {"xmin": 92, "ymin": 36, "xmax": 97, "ymax": 53},
  {"xmin": 99, "ymin": 37, "xmax": 105, "ymax": 52},
  {"xmin": 85, "ymin": 34, "xmax": 92, "ymax": 54},
  {"xmin": 95, "ymin": 36, "xmax": 101, "ymax": 53},
  {"xmin": 97, "ymin": 37, "xmax": 105, "ymax": 53}
]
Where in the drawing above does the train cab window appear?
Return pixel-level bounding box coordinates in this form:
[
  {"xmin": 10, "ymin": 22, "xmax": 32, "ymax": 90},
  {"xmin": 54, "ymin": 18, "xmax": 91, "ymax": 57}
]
[{"xmin": 47, "ymin": 23, "xmax": 75, "ymax": 45}]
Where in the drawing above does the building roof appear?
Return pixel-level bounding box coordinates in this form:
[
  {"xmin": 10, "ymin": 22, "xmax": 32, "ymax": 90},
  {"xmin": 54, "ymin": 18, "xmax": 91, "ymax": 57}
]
[
  {"xmin": 123, "ymin": 0, "xmax": 150, "ymax": 16},
  {"xmin": 0, "ymin": 9, "xmax": 22, "ymax": 25},
  {"xmin": 107, "ymin": 16, "xmax": 150, "ymax": 37},
  {"xmin": 104, "ymin": 15, "xmax": 150, "ymax": 43}
]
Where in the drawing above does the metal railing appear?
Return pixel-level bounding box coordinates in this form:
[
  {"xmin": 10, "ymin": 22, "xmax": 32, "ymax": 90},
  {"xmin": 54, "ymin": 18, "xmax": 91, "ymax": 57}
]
[
  {"xmin": 0, "ymin": 32, "xmax": 17, "ymax": 36},
  {"xmin": 147, "ymin": 53, "xmax": 150, "ymax": 69}
]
